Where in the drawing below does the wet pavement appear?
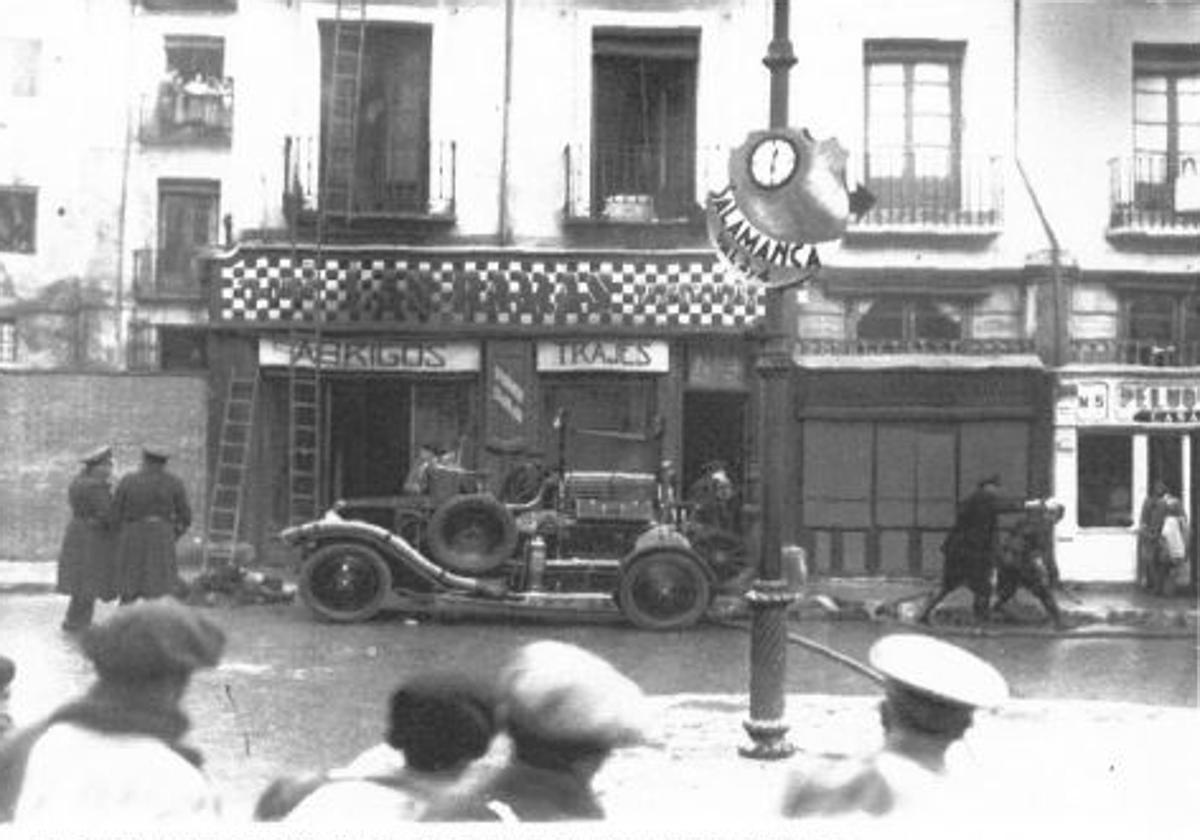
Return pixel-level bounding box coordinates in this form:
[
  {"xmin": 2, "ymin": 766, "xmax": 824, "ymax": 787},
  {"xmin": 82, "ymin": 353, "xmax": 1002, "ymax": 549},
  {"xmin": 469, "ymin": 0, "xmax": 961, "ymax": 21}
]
[{"xmin": 1, "ymin": 588, "xmax": 1196, "ymax": 825}]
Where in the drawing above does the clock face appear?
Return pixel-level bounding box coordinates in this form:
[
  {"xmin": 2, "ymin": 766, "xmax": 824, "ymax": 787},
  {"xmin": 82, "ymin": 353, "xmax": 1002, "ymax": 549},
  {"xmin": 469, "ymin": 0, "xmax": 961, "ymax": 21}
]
[{"xmin": 748, "ymin": 136, "xmax": 798, "ymax": 189}]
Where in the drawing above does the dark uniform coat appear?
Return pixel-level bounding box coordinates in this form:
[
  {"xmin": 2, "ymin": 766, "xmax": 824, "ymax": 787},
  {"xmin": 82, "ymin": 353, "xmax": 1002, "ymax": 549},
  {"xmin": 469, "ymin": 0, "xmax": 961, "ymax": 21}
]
[
  {"xmin": 55, "ymin": 472, "xmax": 117, "ymax": 600},
  {"xmin": 111, "ymin": 465, "xmax": 191, "ymax": 599}
]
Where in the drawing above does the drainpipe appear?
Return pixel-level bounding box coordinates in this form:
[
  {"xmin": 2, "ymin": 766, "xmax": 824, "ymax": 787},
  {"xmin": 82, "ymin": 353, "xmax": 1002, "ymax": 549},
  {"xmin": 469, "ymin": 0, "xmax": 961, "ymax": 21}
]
[
  {"xmin": 1013, "ymin": 0, "xmax": 1067, "ymax": 369},
  {"xmin": 497, "ymin": 0, "xmax": 515, "ymax": 245}
]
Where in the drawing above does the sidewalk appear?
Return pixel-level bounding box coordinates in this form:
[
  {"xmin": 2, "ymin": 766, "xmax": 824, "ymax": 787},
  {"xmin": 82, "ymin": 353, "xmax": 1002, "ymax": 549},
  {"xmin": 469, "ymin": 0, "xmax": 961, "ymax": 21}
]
[{"xmin": 2, "ymin": 559, "xmax": 1195, "ymax": 636}]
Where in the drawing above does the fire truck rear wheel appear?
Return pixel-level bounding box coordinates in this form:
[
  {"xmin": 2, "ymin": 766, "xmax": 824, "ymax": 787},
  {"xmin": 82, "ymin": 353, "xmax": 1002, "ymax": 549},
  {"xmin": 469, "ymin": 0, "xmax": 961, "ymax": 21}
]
[
  {"xmin": 618, "ymin": 551, "xmax": 711, "ymax": 631},
  {"xmin": 299, "ymin": 542, "xmax": 392, "ymax": 623}
]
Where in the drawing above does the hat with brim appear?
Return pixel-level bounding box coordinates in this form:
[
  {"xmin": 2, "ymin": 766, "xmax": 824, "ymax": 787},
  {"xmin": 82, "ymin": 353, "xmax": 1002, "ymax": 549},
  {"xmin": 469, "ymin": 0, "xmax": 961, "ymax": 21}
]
[
  {"xmin": 82, "ymin": 598, "xmax": 225, "ymax": 681},
  {"xmin": 500, "ymin": 640, "xmax": 656, "ymax": 749},
  {"xmin": 869, "ymin": 634, "xmax": 1008, "ymax": 711},
  {"xmin": 81, "ymin": 445, "xmax": 113, "ymax": 467},
  {"xmin": 978, "ymin": 474, "xmax": 1001, "ymax": 488},
  {"xmin": 142, "ymin": 444, "xmax": 170, "ymax": 461}
]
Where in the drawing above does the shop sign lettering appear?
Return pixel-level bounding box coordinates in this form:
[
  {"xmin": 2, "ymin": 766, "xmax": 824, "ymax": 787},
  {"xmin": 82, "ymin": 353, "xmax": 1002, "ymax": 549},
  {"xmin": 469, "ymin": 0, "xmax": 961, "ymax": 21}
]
[
  {"xmin": 1118, "ymin": 381, "xmax": 1200, "ymax": 424},
  {"xmin": 258, "ymin": 338, "xmax": 480, "ymax": 372},
  {"xmin": 537, "ymin": 340, "xmax": 669, "ymax": 373}
]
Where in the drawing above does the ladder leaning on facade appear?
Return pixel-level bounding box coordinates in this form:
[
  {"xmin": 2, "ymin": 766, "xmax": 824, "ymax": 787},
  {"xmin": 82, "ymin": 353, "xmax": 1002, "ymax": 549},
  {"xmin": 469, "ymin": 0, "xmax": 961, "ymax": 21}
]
[
  {"xmin": 285, "ymin": 0, "xmax": 367, "ymax": 525},
  {"xmin": 202, "ymin": 373, "xmax": 259, "ymax": 572}
]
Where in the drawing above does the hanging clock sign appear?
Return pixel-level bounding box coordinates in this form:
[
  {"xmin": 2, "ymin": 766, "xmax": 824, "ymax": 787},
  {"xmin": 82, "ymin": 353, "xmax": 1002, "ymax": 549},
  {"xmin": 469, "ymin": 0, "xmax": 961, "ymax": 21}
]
[{"xmin": 706, "ymin": 127, "xmax": 873, "ymax": 287}]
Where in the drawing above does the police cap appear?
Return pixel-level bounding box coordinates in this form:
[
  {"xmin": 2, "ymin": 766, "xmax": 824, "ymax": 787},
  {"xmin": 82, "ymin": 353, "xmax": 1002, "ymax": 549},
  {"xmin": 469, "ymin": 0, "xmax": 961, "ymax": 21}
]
[{"xmin": 869, "ymin": 634, "xmax": 1008, "ymax": 711}]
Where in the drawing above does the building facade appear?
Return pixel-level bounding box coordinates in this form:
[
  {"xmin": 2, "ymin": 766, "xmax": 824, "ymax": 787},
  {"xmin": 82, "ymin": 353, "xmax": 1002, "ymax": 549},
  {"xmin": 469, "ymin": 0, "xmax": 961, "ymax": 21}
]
[{"xmin": 2, "ymin": 1, "xmax": 1196, "ymax": 583}]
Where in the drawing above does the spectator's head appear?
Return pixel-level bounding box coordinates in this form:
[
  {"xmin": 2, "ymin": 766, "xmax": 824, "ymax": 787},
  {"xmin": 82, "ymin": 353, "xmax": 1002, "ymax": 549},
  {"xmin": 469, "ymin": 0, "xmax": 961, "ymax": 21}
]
[
  {"xmin": 1152, "ymin": 480, "xmax": 1169, "ymax": 497},
  {"xmin": 82, "ymin": 598, "xmax": 225, "ymax": 691},
  {"xmin": 978, "ymin": 474, "xmax": 1001, "ymax": 492},
  {"xmin": 0, "ymin": 654, "xmax": 15, "ymax": 696},
  {"xmin": 499, "ymin": 641, "xmax": 654, "ymax": 774},
  {"xmin": 870, "ymin": 634, "xmax": 1007, "ymax": 763},
  {"xmin": 386, "ymin": 671, "xmax": 497, "ymax": 773}
]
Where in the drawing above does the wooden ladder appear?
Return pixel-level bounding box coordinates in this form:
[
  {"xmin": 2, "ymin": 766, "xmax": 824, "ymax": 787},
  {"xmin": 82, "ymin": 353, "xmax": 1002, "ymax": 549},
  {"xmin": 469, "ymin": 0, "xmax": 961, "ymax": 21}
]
[
  {"xmin": 287, "ymin": 348, "xmax": 322, "ymax": 525},
  {"xmin": 202, "ymin": 374, "xmax": 258, "ymax": 572},
  {"xmin": 321, "ymin": 0, "xmax": 367, "ymax": 216}
]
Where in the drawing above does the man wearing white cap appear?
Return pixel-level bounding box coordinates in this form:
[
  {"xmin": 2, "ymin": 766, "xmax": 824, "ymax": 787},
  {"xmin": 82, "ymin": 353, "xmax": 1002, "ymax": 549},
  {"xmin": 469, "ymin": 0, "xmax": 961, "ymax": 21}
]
[
  {"xmin": 425, "ymin": 640, "xmax": 655, "ymax": 822},
  {"xmin": 781, "ymin": 633, "xmax": 1008, "ymax": 820}
]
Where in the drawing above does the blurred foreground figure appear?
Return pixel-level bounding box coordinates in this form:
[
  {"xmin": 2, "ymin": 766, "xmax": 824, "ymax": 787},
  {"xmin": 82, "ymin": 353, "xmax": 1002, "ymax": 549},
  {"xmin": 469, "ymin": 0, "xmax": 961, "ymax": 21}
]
[
  {"xmin": 781, "ymin": 634, "xmax": 1008, "ymax": 821},
  {"xmin": 255, "ymin": 671, "xmax": 497, "ymax": 823},
  {"xmin": 425, "ymin": 640, "xmax": 655, "ymax": 822},
  {"xmin": 0, "ymin": 599, "xmax": 225, "ymax": 826}
]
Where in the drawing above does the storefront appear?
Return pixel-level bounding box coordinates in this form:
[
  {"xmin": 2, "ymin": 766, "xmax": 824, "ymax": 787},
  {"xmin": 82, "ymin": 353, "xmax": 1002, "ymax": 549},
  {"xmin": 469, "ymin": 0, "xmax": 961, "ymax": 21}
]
[
  {"xmin": 1054, "ymin": 374, "xmax": 1199, "ymax": 584},
  {"xmin": 209, "ymin": 245, "xmax": 761, "ymax": 552},
  {"xmin": 793, "ymin": 361, "xmax": 1052, "ymax": 578}
]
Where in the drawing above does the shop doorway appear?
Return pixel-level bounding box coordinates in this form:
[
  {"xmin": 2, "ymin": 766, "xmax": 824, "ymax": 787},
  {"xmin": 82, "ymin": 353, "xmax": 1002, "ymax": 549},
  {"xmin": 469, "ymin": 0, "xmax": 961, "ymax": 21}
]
[
  {"xmin": 682, "ymin": 391, "xmax": 747, "ymax": 501},
  {"xmin": 330, "ymin": 377, "xmax": 411, "ymax": 498}
]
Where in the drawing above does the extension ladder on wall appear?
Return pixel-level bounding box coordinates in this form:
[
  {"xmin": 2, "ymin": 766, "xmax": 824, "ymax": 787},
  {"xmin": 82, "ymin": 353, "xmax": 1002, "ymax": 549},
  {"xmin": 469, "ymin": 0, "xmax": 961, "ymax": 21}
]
[
  {"xmin": 202, "ymin": 374, "xmax": 258, "ymax": 571},
  {"xmin": 321, "ymin": 0, "xmax": 367, "ymax": 216}
]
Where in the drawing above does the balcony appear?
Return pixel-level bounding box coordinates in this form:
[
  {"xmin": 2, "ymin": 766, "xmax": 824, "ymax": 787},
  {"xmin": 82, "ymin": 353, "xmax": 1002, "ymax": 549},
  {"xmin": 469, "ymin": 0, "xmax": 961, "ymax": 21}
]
[
  {"xmin": 139, "ymin": 76, "xmax": 233, "ymax": 147},
  {"xmin": 797, "ymin": 337, "xmax": 1036, "ymax": 357},
  {"xmin": 563, "ymin": 142, "xmax": 727, "ymax": 224},
  {"xmin": 139, "ymin": 1, "xmax": 237, "ymax": 11},
  {"xmin": 849, "ymin": 152, "xmax": 1004, "ymax": 236},
  {"xmin": 1108, "ymin": 155, "xmax": 1200, "ymax": 241},
  {"xmin": 1070, "ymin": 338, "xmax": 1200, "ymax": 368},
  {"xmin": 132, "ymin": 248, "xmax": 210, "ymax": 303},
  {"xmin": 283, "ymin": 135, "xmax": 456, "ymax": 238}
]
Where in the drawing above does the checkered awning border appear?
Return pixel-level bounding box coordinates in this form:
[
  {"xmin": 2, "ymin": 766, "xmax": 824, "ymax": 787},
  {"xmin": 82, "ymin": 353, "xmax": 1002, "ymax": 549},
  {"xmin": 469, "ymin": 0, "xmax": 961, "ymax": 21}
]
[{"xmin": 217, "ymin": 250, "xmax": 763, "ymax": 330}]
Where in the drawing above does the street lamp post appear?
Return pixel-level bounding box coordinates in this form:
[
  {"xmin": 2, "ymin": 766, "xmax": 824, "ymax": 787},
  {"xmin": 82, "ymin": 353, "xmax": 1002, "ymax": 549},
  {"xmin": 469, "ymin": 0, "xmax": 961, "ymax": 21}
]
[{"xmin": 741, "ymin": 0, "xmax": 799, "ymax": 761}]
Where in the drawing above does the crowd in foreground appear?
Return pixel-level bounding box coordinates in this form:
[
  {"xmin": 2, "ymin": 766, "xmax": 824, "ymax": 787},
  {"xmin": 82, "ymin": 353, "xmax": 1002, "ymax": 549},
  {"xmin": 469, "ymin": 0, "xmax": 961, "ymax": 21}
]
[{"xmin": 0, "ymin": 598, "xmax": 1010, "ymax": 828}]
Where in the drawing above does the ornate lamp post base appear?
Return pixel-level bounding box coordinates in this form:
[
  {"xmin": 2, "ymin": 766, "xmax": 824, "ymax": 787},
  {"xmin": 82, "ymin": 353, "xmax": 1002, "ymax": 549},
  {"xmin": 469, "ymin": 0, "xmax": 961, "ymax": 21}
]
[{"xmin": 740, "ymin": 570, "xmax": 799, "ymax": 759}]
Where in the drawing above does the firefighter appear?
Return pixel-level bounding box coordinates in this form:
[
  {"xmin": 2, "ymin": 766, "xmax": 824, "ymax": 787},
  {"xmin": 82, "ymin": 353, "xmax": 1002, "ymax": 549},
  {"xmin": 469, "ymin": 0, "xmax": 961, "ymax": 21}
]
[{"xmin": 993, "ymin": 500, "xmax": 1065, "ymax": 629}]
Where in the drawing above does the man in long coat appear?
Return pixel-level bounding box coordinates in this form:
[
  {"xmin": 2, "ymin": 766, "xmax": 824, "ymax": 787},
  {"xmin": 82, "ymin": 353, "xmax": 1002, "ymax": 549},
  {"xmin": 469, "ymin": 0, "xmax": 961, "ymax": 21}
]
[
  {"xmin": 56, "ymin": 445, "xmax": 118, "ymax": 632},
  {"xmin": 111, "ymin": 446, "xmax": 192, "ymax": 603}
]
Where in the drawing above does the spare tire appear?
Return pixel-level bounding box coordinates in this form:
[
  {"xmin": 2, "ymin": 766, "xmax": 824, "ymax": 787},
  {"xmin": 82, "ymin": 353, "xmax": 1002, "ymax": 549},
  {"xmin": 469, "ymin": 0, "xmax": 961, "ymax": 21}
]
[{"xmin": 427, "ymin": 493, "xmax": 519, "ymax": 574}]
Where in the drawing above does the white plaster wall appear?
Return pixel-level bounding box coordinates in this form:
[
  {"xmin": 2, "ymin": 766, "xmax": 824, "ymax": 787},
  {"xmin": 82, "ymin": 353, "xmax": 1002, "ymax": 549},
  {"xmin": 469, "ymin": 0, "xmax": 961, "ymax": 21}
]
[{"xmin": 1019, "ymin": 0, "xmax": 1200, "ymax": 274}]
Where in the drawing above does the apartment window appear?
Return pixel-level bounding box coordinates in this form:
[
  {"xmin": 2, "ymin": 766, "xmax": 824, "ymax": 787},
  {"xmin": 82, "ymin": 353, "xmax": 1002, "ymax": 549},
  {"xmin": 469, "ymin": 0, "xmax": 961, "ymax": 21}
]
[
  {"xmin": 852, "ymin": 298, "xmax": 965, "ymax": 342},
  {"xmin": 0, "ymin": 187, "xmax": 36, "ymax": 253},
  {"xmin": 1124, "ymin": 290, "xmax": 1200, "ymax": 364},
  {"xmin": 864, "ymin": 41, "xmax": 963, "ymax": 211},
  {"xmin": 159, "ymin": 325, "xmax": 207, "ymax": 370},
  {"xmin": 1133, "ymin": 44, "xmax": 1200, "ymax": 211},
  {"xmin": 158, "ymin": 179, "xmax": 219, "ymax": 293},
  {"xmin": 0, "ymin": 319, "xmax": 16, "ymax": 363},
  {"xmin": 320, "ymin": 23, "xmax": 431, "ymax": 214},
  {"xmin": 1, "ymin": 38, "xmax": 41, "ymax": 97},
  {"xmin": 591, "ymin": 28, "xmax": 698, "ymax": 221}
]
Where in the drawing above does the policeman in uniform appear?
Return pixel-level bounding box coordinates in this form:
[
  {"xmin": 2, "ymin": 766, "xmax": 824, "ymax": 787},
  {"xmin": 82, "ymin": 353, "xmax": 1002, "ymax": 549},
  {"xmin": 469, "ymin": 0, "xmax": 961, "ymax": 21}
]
[
  {"xmin": 56, "ymin": 445, "xmax": 118, "ymax": 631},
  {"xmin": 781, "ymin": 634, "xmax": 1009, "ymax": 821},
  {"xmin": 111, "ymin": 445, "xmax": 192, "ymax": 603}
]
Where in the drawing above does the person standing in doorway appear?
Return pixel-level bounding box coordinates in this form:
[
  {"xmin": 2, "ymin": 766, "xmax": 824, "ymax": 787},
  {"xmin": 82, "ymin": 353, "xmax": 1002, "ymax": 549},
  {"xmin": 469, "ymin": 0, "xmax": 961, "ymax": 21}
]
[
  {"xmin": 56, "ymin": 446, "xmax": 119, "ymax": 632},
  {"xmin": 1138, "ymin": 480, "xmax": 1169, "ymax": 592},
  {"xmin": 112, "ymin": 446, "xmax": 192, "ymax": 604}
]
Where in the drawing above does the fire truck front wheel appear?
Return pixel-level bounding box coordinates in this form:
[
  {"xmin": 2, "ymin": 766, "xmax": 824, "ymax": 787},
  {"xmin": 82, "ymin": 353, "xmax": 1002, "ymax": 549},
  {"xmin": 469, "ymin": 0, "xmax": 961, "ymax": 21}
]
[{"xmin": 299, "ymin": 542, "xmax": 393, "ymax": 623}]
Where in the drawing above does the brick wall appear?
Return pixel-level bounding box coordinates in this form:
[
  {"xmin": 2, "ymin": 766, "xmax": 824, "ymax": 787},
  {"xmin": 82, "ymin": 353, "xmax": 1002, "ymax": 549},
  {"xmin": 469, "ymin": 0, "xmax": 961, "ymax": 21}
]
[{"xmin": 0, "ymin": 372, "xmax": 208, "ymax": 562}]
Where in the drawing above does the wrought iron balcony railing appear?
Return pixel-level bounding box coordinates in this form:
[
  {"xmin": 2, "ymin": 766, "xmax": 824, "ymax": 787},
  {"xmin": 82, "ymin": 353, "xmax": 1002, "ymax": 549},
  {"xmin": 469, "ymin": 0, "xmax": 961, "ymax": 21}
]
[
  {"xmin": 139, "ymin": 77, "xmax": 233, "ymax": 146},
  {"xmin": 852, "ymin": 151, "xmax": 1004, "ymax": 231},
  {"xmin": 797, "ymin": 337, "xmax": 1035, "ymax": 356},
  {"xmin": 1108, "ymin": 155, "xmax": 1200, "ymax": 235},
  {"xmin": 1071, "ymin": 338, "xmax": 1200, "ymax": 367},
  {"xmin": 283, "ymin": 135, "xmax": 456, "ymax": 219},
  {"xmin": 563, "ymin": 143, "xmax": 725, "ymax": 223},
  {"xmin": 132, "ymin": 248, "xmax": 209, "ymax": 302}
]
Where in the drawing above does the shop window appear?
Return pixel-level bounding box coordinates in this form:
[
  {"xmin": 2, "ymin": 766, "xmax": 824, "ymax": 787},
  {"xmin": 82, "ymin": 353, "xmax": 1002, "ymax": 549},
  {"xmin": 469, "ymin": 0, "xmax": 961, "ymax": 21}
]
[
  {"xmin": 320, "ymin": 23, "xmax": 431, "ymax": 213},
  {"xmin": 1132, "ymin": 44, "xmax": 1200, "ymax": 212},
  {"xmin": 157, "ymin": 179, "xmax": 219, "ymax": 293},
  {"xmin": 852, "ymin": 298, "xmax": 965, "ymax": 342},
  {"xmin": 591, "ymin": 28, "xmax": 698, "ymax": 220},
  {"xmin": 1077, "ymin": 433, "xmax": 1134, "ymax": 528},
  {"xmin": 875, "ymin": 424, "xmax": 956, "ymax": 527},
  {"xmin": 1, "ymin": 38, "xmax": 40, "ymax": 97},
  {"xmin": 0, "ymin": 187, "xmax": 36, "ymax": 253},
  {"xmin": 542, "ymin": 377, "xmax": 657, "ymax": 472},
  {"xmin": 0, "ymin": 318, "xmax": 16, "ymax": 363},
  {"xmin": 864, "ymin": 41, "xmax": 963, "ymax": 213}
]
